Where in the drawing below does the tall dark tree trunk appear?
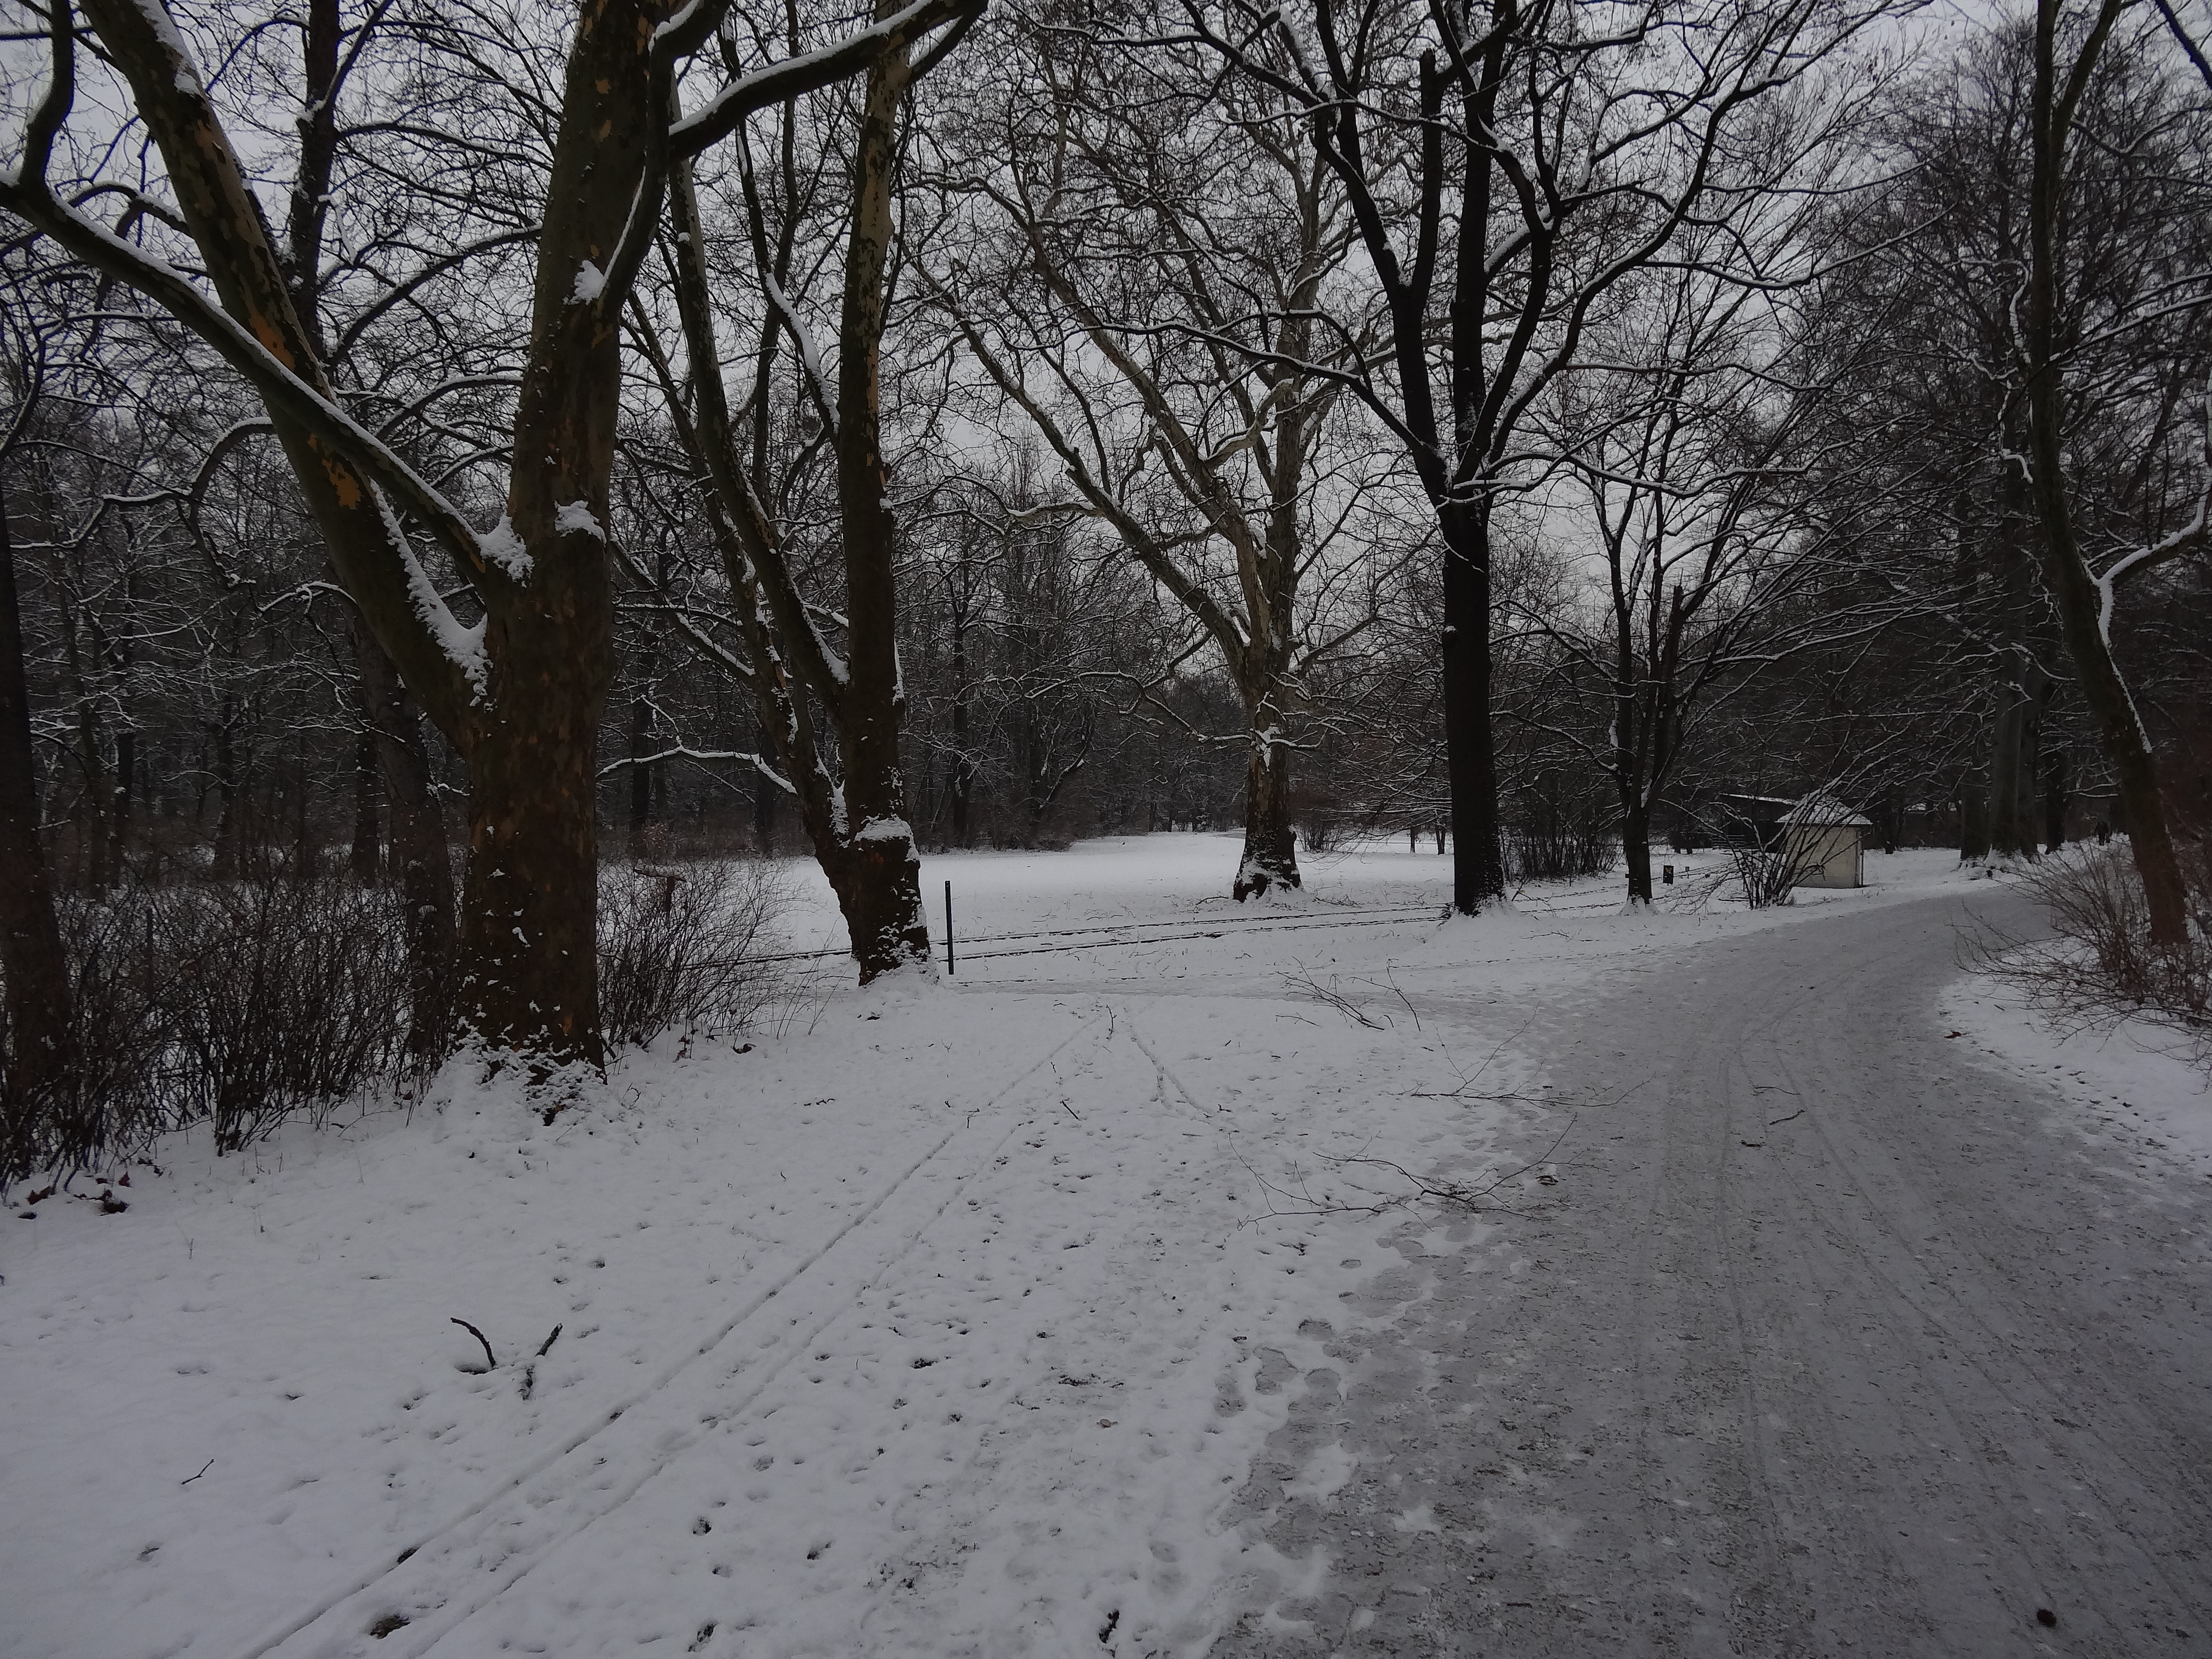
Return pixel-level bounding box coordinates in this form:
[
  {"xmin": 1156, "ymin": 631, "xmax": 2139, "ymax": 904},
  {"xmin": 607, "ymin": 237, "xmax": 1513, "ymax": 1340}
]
[
  {"xmin": 1961, "ymin": 781, "xmax": 1990, "ymax": 860},
  {"xmin": 1441, "ymin": 502, "xmax": 1504, "ymax": 910},
  {"xmin": 0, "ymin": 473, "xmax": 75, "ymax": 1138},
  {"xmin": 2044, "ymin": 745, "xmax": 2069, "ymax": 852},
  {"xmin": 1988, "ymin": 675, "xmax": 2039, "ymax": 859},
  {"xmin": 651, "ymin": 0, "xmax": 979, "ymax": 983},
  {"xmin": 1620, "ymin": 794, "xmax": 1653, "ymax": 905},
  {"xmin": 458, "ymin": 700, "xmax": 602, "ymax": 1057},
  {"xmin": 818, "ymin": 25, "xmax": 931, "ymax": 976}
]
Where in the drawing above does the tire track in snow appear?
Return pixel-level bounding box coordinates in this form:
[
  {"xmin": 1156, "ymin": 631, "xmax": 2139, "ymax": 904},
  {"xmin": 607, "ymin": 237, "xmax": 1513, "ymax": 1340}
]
[{"xmin": 230, "ymin": 1012, "xmax": 1111, "ymax": 1659}]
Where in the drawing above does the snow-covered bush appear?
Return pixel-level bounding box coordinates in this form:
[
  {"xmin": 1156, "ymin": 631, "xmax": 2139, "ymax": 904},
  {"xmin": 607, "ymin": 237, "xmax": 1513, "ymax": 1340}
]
[{"xmin": 1991, "ymin": 844, "xmax": 2211, "ymax": 1069}]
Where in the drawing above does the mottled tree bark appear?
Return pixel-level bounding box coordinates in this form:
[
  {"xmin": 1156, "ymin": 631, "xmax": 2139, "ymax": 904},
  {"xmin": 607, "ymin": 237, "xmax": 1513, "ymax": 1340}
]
[
  {"xmin": 1234, "ymin": 713, "xmax": 1299, "ymax": 900},
  {"xmin": 1960, "ymin": 782, "xmax": 1990, "ymax": 861}
]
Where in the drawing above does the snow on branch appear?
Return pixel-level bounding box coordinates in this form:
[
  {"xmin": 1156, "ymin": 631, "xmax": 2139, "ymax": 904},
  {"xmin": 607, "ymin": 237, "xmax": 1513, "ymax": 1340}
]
[{"xmin": 671, "ymin": 0, "xmax": 983, "ymax": 159}]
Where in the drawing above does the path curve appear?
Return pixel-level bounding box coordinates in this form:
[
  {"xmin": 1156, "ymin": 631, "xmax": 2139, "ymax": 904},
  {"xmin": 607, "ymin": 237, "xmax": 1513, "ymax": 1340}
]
[{"xmin": 1215, "ymin": 891, "xmax": 2212, "ymax": 1657}]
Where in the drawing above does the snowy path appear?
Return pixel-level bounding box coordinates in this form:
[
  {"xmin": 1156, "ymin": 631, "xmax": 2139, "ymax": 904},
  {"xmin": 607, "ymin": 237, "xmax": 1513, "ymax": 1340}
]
[{"xmin": 1213, "ymin": 890, "xmax": 2212, "ymax": 1656}]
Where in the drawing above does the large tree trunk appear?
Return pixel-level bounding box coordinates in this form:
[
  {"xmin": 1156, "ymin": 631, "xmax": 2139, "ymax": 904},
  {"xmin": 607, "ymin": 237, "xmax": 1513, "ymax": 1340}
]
[
  {"xmin": 653, "ymin": 6, "xmax": 975, "ymax": 984},
  {"xmin": 1620, "ymin": 791, "xmax": 1654, "ymax": 905},
  {"xmin": 458, "ymin": 703, "xmax": 601, "ymax": 1058},
  {"xmin": 1960, "ymin": 781, "xmax": 1990, "ymax": 861},
  {"xmin": 0, "ymin": 474, "xmax": 75, "ymax": 1132},
  {"xmin": 825, "ymin": 28, "xmax": 931, "ymax": 979},
  {"xmin": 2026, "ymin": 0, "xmax": 2189, "ymax": 945},
  {"xmin": 1233, "ymin": 709, "xmax": 1299, "ymax": 900},
  {"xmin": 1441, "ymin": 501, "xmax": 1505, "ymax": 911},
  {"xmin": 62, "ymin": 0, "xmax": 681, "ymax": 1062},
  {"xmin": 1987, "ymin": 675, "xmax": 2041, "ymax": 860}
]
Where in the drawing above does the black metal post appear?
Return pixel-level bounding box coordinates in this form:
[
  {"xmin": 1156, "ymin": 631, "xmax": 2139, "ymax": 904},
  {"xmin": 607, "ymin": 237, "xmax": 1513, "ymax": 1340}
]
[{"xmin": 944, "ymin": 879, "xmax": 954, "ymax": 976}]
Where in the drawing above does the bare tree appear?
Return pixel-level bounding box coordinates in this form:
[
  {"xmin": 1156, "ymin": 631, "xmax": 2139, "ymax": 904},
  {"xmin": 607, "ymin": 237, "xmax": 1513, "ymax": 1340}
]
[
  {"xmin": 931, "ymin": 16, "xmax": 1395, "ymax": 898},
  {"xmin": 1529, "ymin": 200, "xmax": 1904, "ymax": 904},
  {"xmin": 1174, "ymin": 0, "xmax": 1898, "ymax": 912},
  {"xmin": 3, "ymin": 0, "xmax": 953, "ymax": 1053},
  {"xmin": 621, "ymin": 0, "xmax": 982, "ymax": 978},
  {"xmin": 2021, "ymin": 0, "xmax": 2212, "ymax": 943}
]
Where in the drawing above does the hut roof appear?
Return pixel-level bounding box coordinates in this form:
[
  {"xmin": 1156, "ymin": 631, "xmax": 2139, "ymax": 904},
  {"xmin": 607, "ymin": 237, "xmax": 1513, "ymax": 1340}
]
[{"xmin": 1781, "ymin": 791, "xmax": 1871, "ymax": 828}]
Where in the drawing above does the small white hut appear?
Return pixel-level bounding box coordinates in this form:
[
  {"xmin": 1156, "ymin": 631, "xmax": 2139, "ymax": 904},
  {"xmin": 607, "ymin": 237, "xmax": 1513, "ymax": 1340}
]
[{"xmin": 1780, "ymin": 792, "xmax": 1870, "ymax": 888}]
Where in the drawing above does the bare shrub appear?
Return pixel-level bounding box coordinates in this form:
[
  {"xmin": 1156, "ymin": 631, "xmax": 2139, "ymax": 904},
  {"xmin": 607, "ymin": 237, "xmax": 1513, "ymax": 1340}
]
[
  {"xmin": 1980, "ymin": 844, "xmax": 2210, "ymax": 1067},
  {"xmin": 1299, "ymin": 812, "xmax": 1343, "ymax": 855},
  {"xmin": 0, "ymin": 895, "xmax": 168, "ymax": 1182},
  {"xmin": 1727, "ymin": 839, "xmax": 1819, "ymax": 908},
  {"xmin": 3, "ymin": 875, "xmax": 412, "ymax": 1181},
  {"xmin": 598, "ymin": 857, "xmax": 787, "ymax": 1050},
  {"xmin": 6, "ymin": 852, "xmax": 789, "ymax": 1182},
  {"xmin": 1504, "ymin": 777, "xmax": 1617, "ymax": 884},
  {"xmin": 154, "ymin": 879, "xmax": 410, "ymax": 1151}
]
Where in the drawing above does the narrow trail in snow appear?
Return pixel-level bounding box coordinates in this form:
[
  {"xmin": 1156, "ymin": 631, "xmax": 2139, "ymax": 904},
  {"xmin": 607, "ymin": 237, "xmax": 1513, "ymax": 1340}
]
[
  {"xmin": 1214, "ymin": 890, "xmax": 2212, "ymax": 1658},
  {"xmin": 230, "ymin": 1012, "xmax": 1113, "ymax": 1659}
]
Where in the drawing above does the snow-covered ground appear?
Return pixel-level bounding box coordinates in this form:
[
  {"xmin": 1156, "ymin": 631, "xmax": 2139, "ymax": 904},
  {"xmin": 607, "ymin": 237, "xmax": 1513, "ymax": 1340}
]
[
  {"xmin": 1940, "ymin": 960, "xmax": 2212, "ymax": 1184},
  {"xmin": 0, "ymin": 835, "xmax": 2090, "ymax": 1659}
]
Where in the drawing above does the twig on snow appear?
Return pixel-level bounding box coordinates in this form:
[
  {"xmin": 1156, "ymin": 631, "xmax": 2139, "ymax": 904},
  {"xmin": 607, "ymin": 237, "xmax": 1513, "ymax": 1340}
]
[
  {"xmin": 1247, "ymin": 1113, "xmax": 1582, "ymax": 1221},
  {"xmin": 1412, "ymin": 1013, "xmax": 1539, "ymax": 1099},
  {"xmin": 1283, "ymin": 964, "xmax": 1390, "ymax": 1030},
  {"xmin": 451, "ymin": 1317, "xmax": 497, "ymax": 1370}
]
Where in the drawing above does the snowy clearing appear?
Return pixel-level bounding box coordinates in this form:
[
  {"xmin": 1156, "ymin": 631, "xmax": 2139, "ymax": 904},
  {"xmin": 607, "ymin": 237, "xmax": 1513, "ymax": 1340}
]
[{"xmin": 0, "ymin": 837, "xmax": 2059, "ymax": 1658}]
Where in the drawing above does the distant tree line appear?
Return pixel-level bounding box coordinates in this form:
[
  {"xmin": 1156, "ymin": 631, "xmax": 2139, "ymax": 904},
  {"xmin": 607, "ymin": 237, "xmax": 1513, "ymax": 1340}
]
[{"xmin": 0, "ymin": 0, "xmax": 2205, "ymax": 1148}]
